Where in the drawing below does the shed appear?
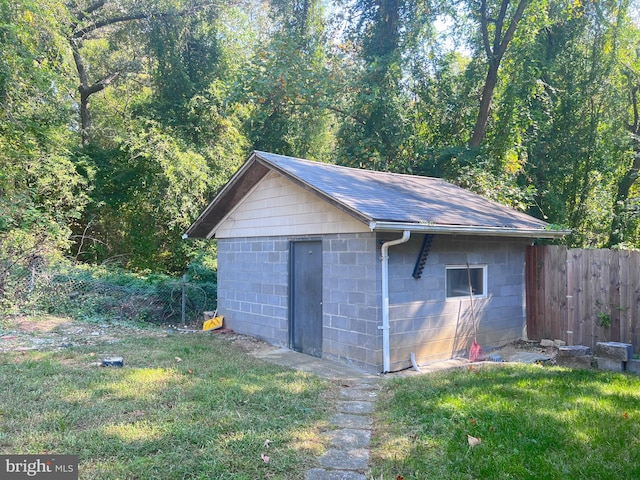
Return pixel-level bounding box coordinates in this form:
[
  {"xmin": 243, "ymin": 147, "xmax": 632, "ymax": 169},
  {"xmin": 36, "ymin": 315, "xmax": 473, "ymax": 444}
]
[{"xmin": 185, "ymin": 151, "xmax": 566, "ymax": 372}]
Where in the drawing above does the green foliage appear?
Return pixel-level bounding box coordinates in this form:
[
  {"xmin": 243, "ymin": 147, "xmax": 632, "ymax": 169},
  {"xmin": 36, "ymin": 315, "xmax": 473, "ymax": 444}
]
[
  {"xmin": 145, "ymin": 4, "xmax": 224, "ymax": 135},
  {"xmin": 61, "ymin": 0, "xmax": 249, "ymax": 273},
  {"xmin": 241, "ymin": 0, "xmax": 334, "ymax": 161},
  {"xmin": 597, "ymin": 311, "xmax": 612, "ymax": 329},
  {"xmin": 76, "ymin": 121, "xmax": 217, "ymax": 272},
  {"xmin": 2, "ymin": 259, "xmax": 217, "ymax": 325},
  {"xmin": 335, "ymin": 0, "xmax": 413, "ymax": 170},
  {"xmin": 2, "ymin": 0, "xmax": 640, "ymax": 276},
  {"xmin": 0, "ymin": 0, "xmax": 90, "ymax": 275},
  {"xmin": 413, "ymin": 146, "xmax": 537, "ymax": 211}
]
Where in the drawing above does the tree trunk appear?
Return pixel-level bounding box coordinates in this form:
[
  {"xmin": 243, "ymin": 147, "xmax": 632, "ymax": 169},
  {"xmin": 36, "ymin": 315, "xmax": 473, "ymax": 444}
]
[
  {"xmin": 468, "ymin": 0, "xmax": 530, "ymax": 148},
  {"xmin": 72, "ymin": 42, "xmax": 119, "ymax": 145},
  {"xmin": 469, "ymin": 62, "xmax": 499, "ymax": 148}
]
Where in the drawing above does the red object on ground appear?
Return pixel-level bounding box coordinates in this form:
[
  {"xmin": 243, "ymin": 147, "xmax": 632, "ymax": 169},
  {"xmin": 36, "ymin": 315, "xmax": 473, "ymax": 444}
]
[{"xmin": 469, "ymin": 339, "xmax": 483, "ymax": 362}]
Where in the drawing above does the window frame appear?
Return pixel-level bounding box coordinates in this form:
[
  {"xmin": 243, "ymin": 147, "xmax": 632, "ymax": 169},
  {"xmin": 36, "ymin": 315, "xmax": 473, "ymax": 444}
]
[{"xmin": 445, "ymin": 264, "xmax": 488, "ymax": 300}]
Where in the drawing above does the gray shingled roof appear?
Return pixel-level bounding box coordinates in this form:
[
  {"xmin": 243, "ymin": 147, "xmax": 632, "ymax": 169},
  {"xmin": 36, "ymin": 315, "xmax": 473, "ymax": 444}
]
[{"xmin": 186, "ymin": 151, "xmax": 565, "ymax": 239}]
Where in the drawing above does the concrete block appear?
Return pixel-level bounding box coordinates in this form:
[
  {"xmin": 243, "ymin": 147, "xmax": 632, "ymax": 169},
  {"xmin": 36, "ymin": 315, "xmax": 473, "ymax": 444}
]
[
  {"xmin": 626, "ymin": 358, "xmax": 640, "ymax": 375},
  {"xmin": 595, "ymin": 356, "xmax": 625, "ymax": 373},
  {"xmin": 556, "ymin": 355, "xmax": 593, "ymax": 369},
  {"xmin": 594, "ymin": 342, "xmax": 634, "ymax": 361},
  {"xmin": 557, "ymin": 345, "xmax": 591, "ymax": 357},
  {"xmin": 306, "ymin": 469, "xmax": 368, "ymax": 480},
  {"xmin": 554, "ymin": 339, "xmax": 566, "ymax": 347},
  {"xmin": 540, "ymin": 339, "xmax": 555, "ymax": 347},
  {"xmin": 319, "ymin": 448, "xmax": 368, "ymax": 471}
]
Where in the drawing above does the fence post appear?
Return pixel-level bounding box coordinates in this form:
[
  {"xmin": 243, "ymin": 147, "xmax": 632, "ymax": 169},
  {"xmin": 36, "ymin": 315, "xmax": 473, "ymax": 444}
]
[
  {"xmin": 29, "ymin": 265, "xmax": 36, "ymax": 293},
  {"xmin": 181, "ymin": 274, "xmax": 187, "ymax": 326}
]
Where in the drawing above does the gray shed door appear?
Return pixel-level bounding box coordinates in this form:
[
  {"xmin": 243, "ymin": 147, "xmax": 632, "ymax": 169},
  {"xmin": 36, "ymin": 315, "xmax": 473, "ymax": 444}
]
[{"xmin": 290, "ymin": 241, "xmax": 323, "ymax": 357}]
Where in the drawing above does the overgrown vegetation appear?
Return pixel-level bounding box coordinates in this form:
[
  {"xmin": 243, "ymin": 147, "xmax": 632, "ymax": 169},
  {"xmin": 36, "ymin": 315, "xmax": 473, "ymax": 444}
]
[
  {"xmin": 2, "ymin": 0, "xmax": 640, "ymax": 277},
  {"xmin": 0, "ymin": 258, "xmax": 216, "ymax": 325},
  {"xmin": 371, "ymin": 364, "xmax": 640, "ymax": 479},
  {"xmin": 0, "ymin": 330, "xmax": 330, "ymax": 479}
]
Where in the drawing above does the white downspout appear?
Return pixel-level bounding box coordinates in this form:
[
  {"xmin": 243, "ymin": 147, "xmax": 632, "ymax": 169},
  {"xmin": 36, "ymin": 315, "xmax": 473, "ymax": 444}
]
[{"xmin": 380, "ymin": 230, "xmax": 411, "ymax": 373}]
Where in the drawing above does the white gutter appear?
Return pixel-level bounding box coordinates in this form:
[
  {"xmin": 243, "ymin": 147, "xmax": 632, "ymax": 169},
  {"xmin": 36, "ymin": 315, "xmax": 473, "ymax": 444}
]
[
  {"xmin": 369, "ymin": 221, "xmax": 569, "ymax": 239},
  {"xmin": 380, "ymin": 230, "xmax": 411, "ymax": 373}
]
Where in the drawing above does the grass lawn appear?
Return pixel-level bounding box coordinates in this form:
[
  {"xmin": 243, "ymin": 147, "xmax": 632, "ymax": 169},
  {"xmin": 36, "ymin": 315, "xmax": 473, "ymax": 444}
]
[
  {"xmin": 371, "ymin": 364, "xmax": 640, "ymax": 480},
  {"xmin": 0, "ymin": 325, "xmax": 331, "ymax": 479}
]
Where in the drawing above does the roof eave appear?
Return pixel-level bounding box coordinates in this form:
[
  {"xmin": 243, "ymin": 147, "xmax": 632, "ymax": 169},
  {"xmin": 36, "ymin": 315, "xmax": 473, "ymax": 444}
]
[{"xmin": 369, "ymin": 221, "xmax": 570, "ymax": 239}]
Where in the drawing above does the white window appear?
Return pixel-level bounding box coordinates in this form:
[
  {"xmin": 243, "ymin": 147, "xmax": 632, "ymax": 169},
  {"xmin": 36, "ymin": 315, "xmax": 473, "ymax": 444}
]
[{"xmin": 446, "ymin": 265, "xmax": 487, "ymax": 299}]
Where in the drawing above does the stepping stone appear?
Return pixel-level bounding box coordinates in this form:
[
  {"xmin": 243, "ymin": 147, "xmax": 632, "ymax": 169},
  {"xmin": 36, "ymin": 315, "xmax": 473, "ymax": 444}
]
[
  {"xmin": 329, "ymin": 413, "xmax": 373, "ymax": 429},
  {"xmin": 508, "ymin": 352, "xmax": 550, "ymax": 363},
  {"xmin": 595, "ymin": 342, "xmax": 634, "ymax": 361},
  {"xmin": 323, "ymin": 428, "xmax": 371, "ymax": 449},
  {"xmin": 306, "ymin": 468, "xmax": 368, "ymax": 480},
  {"xmin": 339, "ymin": 388, "xmax": 377, "ymax": 401},
  {"xmin": 557, "ymin": 345, "xmax": 591, "ymax": 357},
  {"xmin": 319, "ymin": 448, "xmax": 369, "ymax": 470},
  {"xmin": 337, "ymin": 401, "xmax": 373, "ymax": 415}
]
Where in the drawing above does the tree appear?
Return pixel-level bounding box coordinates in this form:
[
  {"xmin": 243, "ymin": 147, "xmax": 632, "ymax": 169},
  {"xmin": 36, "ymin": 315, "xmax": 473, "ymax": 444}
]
[
  {"xmin": 469, "ymin": 0, "xmax": 532, "ymax": 148},
  {"xmin": 0, "ymin": 0, "xmax": 93, "ymax": 299},
  {"xmin": 609, "ymin": 48, "xmax": 640, "ymax": 246},
  {"xmin": 516, "ymin": 0, "xmax": 636, "ymax": 246},
  {"xmin": 242, "ymin": 0, "xmax": 334, "ymax": 160},
  {"xmin": 0, "ymin": 0, "xmax": 88, "ymax": 245},
  {"xmin": 335, "ymin": 0, "xmax": 413, "ymax": 171},
  {"xmin": 66, "ymin": 0, "xmax": 218, "ymax": 145}
]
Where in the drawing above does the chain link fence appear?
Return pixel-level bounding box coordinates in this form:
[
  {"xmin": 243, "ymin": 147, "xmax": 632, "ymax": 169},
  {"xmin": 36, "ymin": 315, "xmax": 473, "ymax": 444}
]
[{"xmin": 0, "ymin": 256, "xmax": 216, "ymax": 326}]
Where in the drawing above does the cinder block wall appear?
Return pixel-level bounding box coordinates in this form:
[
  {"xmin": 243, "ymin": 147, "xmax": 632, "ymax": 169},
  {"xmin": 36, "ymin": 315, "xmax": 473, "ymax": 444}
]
[
  {"xmin": 322, "ymin": 233, "xmax": 381, "ymax": 372},
  {"xmin": 218, "ymin": 233, "xmax": 383, "ymax": 372},
  {"xmin": 386, "ymin": 234, "xmax": 530, "ymax": 370},
  {"xmin": 218, "ymin": 232, "xmax": 529, "ymax": 373},
  {"xmin": 216, "ymin": 237, "xmax": 290, "ymax": 346}
]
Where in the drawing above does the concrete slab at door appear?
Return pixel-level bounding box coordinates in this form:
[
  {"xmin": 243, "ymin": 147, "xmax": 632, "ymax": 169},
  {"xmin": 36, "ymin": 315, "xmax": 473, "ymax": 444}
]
[{"xmin": 290, "ymin": 241, "xmax": 323, "ymax": 357}]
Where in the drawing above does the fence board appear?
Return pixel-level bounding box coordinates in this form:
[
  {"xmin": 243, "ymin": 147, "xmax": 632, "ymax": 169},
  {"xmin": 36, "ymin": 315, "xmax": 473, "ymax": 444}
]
[
  {"xmin": 547, "ymin": 246, "xmax": 558, "ymax": 339},
  {"xmin": 619, "ymin": 249, "xmax": 631, "ymax": 344},
  {"xmin": 575, "ymin": 248, "xmax": 588, "ymax": 347},
  {"xmin": 592, "ymin": 249, "xmax": 606, "ymax": 344},
  {"xmin": 631, "ymin": 252, "xmax": 640, "ymax": 350},
  {"xmin": 525, "ymin": 246, "xmax": 538, "ymax": 339},
  {"xmin": 609, "ymin": 250, "xmax": 621, "ymax": 343},
  {"xmin": 566, "ymin": 248, "xmax": 574, "ymax": 345},
  {"xmin": 543, "ymin": 246, "xmax": 553, "ymax": 339},
  {"xmin": 526, "ymin": 245, "xmax": 640, "ymax": 353}
]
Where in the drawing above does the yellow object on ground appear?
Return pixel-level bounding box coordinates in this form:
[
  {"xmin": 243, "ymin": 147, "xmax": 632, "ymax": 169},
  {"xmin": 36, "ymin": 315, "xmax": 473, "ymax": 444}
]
[{"xmin": 203, "ymin": 316, "xmax": 223, "ymax": 331}]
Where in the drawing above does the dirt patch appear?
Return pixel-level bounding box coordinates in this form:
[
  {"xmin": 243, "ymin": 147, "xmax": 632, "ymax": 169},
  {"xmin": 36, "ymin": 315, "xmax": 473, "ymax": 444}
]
[
  {"xmin": 0, "ymin": 315, "xmax": 249, "ymax": 354},
  {"xmin": 13, "ymin": 316, "xmax": 71, "ymax": 333},
  {"xmin": 225, "ymin": 333, "xmax": 276, "ymax": 354},
  {"xmin": 1, "ymin": 315, "xmax": 560, "ymax": 370},
  {"xmin": 0, "ymin": 315, "xmax": 165, "ymax": 353},
  {"xmin": 487, "ymin": 339, "xmax": 558, "ymax": 365}
]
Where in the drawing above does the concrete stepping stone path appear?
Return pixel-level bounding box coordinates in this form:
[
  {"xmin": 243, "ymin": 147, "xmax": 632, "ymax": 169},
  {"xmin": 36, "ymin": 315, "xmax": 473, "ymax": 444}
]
[{"xmin": 306, "ymin": 380, "xmax": 379, "ymax": 480}]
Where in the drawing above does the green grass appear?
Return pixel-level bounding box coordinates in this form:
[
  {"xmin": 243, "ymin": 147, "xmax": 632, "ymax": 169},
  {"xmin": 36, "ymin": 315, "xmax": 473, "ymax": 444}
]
[
  {"xmin": 371, "ymin": 364, "xmax": 640, "ymax": 480},
  {"xmin": 0, "ymin": 332, "xmax": 331, "ymax": 479}
]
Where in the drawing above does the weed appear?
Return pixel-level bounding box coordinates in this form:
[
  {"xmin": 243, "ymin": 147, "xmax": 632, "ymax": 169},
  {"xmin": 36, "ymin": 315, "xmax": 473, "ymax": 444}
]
[{"xmin": 597, "ymin": 312, "xmax": 611, "ymax": 329}]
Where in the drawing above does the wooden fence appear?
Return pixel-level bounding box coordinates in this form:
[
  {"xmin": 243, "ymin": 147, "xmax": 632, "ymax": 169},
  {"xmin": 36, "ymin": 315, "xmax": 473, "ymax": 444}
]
[{"xmin": 526, "ymin": 245, "xmax": 640, "ymax": 353}]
